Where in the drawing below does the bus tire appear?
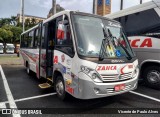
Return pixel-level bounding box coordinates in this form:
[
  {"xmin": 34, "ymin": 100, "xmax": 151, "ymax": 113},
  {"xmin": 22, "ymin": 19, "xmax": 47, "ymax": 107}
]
[
  {"xmin": 143, "ymin": 66, "xmax": 160, "ymax": 89},
  {"xmin": 26, "ymin": 63, "xmax": 32, "ymax": 75},
  {"xmin": 55, "ymin": 76, "xmax": 68, "ymax": 100}
]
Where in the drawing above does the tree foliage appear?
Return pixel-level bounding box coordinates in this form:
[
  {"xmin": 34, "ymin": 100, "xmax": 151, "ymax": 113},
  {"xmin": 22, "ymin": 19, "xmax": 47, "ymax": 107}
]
[
  {"xmin": 0, "ymin": 24, "xmax": 22, "ymax": 43},
  {"xmin": 0, "ymin": 28, "xmax": 13, "ymax": 43},
  {"xmin": 0, "ymin": 16, "xmax": 23, "ymax": 43},
  {"xmin": 0, "ymin": 15, "xmax": 40, "ymax": 44}
]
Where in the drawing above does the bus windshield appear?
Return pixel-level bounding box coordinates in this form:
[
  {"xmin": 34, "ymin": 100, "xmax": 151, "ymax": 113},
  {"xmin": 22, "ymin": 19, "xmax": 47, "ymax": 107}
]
[
  {"xmin": 72, "ymin": 15, "xmax": 135, "ymax": 59},
  {"xmin": 7, "ymin": 45, "xmax": 14, "ymax": 49},
  {"xmin": 0, "ymin": 45, "xmax": 3, "ymax": 49}
]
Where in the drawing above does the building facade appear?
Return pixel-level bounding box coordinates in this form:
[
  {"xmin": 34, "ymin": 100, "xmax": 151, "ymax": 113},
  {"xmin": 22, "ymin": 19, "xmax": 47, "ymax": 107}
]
[
  {"xmin": 17, "ymin": 14, "xmax": 46, "ymax": 24},
  {"xmin": 96, "ymin": 0, "xmax": 111, "ymax": 16}
]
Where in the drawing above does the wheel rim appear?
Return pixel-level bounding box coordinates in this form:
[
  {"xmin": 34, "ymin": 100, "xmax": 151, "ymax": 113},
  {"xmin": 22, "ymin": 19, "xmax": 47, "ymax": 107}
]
[
  {"xmin": 27, "ymin": 66, "xmax": 29, "ymax": 74},
  {"xmin": 147, "ymin": 70, "xmax": 160, "ymax": 84},
  {"xmin": 56, "ymin": 80, "xmax": 64, "ymax": 96}
]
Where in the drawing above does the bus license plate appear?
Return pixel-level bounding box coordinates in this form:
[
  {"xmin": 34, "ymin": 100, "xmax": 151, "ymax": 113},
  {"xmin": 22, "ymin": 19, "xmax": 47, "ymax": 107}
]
[{"xmin": 114, "ymin": 84, "xmax": 125, "ymax": 91}]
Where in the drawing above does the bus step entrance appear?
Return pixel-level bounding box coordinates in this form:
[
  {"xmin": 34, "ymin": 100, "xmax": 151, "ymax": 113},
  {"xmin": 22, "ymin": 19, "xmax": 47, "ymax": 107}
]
[
  {"xmin": 38, "ymin": 83, "xmax": 51, "ymax": 89},
  {"xmin": 38, "ymin": 77, "xmax": 53, "ymax": 89},
  {"xmin": 47, "ymin": 77, "xmax": 53, "ymax": 82}
]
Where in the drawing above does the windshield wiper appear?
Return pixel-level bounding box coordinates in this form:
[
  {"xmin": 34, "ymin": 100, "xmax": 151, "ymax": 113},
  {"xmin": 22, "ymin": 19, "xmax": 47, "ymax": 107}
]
[
  {"xmin": 99, "ymin": 27, "xmax": 111, "ymax": 61},
  {"xmin": 108, "ymin": 29, "xmax": 132, "ymax": 60}
]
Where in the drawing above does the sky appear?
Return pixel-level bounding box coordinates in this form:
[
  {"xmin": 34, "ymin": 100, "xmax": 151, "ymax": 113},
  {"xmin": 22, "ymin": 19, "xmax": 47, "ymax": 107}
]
[{"xmin": 0, "ymin": 0, "xmax": 152, "ymax": 18}]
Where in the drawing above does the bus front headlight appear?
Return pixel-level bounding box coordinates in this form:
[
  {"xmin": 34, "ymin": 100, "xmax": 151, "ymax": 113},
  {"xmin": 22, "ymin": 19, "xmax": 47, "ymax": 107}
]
[
  {"xmin": 81, "ymin": 66, "xmax": 102, "ymax": 83},
  {"xmin": 132, "ymin": 66, "xmax": 139, "ymax": 78}
]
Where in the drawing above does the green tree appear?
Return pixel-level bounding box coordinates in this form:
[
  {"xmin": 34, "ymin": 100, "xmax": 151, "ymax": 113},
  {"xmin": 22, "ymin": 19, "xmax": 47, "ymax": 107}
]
[
  {"xmin": 25, "ymin": 18, "xmax": 30, "ymax": 27},
  {"xmin": 10, "ymin": 16, "xmax": 17, "ymax": 26},
  {"xmin": 0, "ymin": 28, "xmax": 6, "ymax": 42},
  {"xmin": 2, "ymin": 25, "xmax": 12, "ymax": 31},
  {"xmin": 10, "ymin": 26, "xmax": 22, "ymax": 43},
  {"xmin": 0, "ymin": 18, "xmax": 11, "ymax": 27},
  {"xmin": 0, "ymin": 28, "xmax": 13, "ymax": 43},
  {"xmin": 31, "ymin": 18, "xmax": 36, "ymax": 25}
]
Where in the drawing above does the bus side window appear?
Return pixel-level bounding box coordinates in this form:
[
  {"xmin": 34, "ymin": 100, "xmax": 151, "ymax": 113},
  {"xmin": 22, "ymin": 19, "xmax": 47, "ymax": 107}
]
[
  {"xmin": 29, "ymin": 31, "xmax": 34, "ymax": 48},
  {"xmin": 33, "ymin": 28, "xmax": 39, "ymax": 48},
  {"xmin": 41, "ymin": 26, "xmax": 46, "ymax": 49},
  {"xmin": 47, "ymin": 19, "xmax": 56, "ymax": 49},
  {"xmin": 56, "ymin": 16, "xmax": 74, "ymax": 57},
  {"xmin": 21, "ymin": 35, "xmax": 24, "ymax": 48},
  {"xmin": 24, "ymin": 33, "xmax": 28, "ymax": 48}
]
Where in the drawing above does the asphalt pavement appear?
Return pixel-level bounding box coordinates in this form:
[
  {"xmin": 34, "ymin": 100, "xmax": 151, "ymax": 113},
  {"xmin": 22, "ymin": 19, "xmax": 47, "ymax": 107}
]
[{"xmin": 0, "ymin": 65, "xmax": 160, "ymax": 117}]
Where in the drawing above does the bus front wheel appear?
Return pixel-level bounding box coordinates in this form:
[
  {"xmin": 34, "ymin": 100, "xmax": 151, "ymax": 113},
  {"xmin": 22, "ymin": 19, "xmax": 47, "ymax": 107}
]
[
  {"xmin": 143, "ymin": 66, "xmax": 160, "ymax": 89},
  {"xmin": 55, "ymin": 76, "xmax": 68, "ymax": 100}
]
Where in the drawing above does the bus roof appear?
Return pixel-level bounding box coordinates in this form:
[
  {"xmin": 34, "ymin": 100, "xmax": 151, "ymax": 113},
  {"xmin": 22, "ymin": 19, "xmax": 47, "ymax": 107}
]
[
  {"xmin": 6, "ymin": 43, "xmax": 14, "ymax": 45},
  {"xmin": 22, "ymin": 10, "xmax": 120, "ymax": 35},
  {"xmin": 21, "ymin": 10, "xmax": 72, "ymax": 35},
  {"xmin": 105, "ymin": 0, "xmax": 160, "ymax": 19}
]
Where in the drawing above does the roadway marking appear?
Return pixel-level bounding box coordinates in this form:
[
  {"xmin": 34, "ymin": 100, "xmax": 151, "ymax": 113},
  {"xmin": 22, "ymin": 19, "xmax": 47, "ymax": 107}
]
[
  {"xmin": 0, "ymin": 65, "xmax": 21, "ymax": 117},
  {"xmin": 0, "ymin": 93, "xmax": 57, "ymax": 104},
  {"xmin": 0, "ymin": 103, "xmax": 6, "ymax": 109},
  {"xmin": 14, "ymin": 93, "xmax": 57, "ymax": 102},
  {"xmin": 130, "ymin": 91, "xmax": 160, "ymax": 103}
]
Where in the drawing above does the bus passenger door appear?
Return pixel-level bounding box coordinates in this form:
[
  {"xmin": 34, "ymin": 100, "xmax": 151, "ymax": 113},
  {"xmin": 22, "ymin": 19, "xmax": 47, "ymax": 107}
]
[
  {"xmin": 39, "ymin": 23, "xmax": 48, "ymax": 78},
  {"xmin": 39, "ymin": 22, "xmax": 54, "ymax": 79}
]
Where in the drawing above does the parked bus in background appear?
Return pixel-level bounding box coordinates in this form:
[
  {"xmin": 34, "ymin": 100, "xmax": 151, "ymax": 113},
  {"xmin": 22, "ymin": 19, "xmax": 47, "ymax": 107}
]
[
  {"xmin": 105, "ymin": 0, "xmax": 160, "ymax": 89},
  {"xmin": 0, "ymin": 43, "xmax": 4, "ymax": 54},
  {"xmin": 6, "ymin": 43, "xmax": 15, "ymax": 54},
  {"xmin": 20, "ymin": 11, "xmax": 139, "ymax": 100}
]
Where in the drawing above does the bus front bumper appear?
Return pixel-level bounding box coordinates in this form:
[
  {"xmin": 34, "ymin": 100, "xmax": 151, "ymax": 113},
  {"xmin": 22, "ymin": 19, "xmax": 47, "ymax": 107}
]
[
  {"xmin": 76, "ymin": 72, "xmax": 138, "ymax": 99},
  {"xmin": 6, "ymin": 51, "xmax": 14, "ymax": 54}
]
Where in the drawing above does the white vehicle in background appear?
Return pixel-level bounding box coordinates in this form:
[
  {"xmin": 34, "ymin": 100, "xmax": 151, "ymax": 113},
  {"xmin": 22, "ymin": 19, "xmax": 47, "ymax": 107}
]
[
  {"xmin": 6, "ymin": 43, "xmax": 15, "ymax": 54},
  {"xmin": 20, "ymin": 11, "xmax": 139, "ymax": 100},
  {"xmin": 105, "ymin": 0, "xmax": 160, "ymax": 89},
  {"xmin": 0, "ymin": 43, "xmax": 4, "ymax": 54}
]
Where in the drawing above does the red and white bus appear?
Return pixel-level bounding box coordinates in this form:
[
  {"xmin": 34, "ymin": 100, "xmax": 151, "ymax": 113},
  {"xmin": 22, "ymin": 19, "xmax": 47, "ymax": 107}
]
[
  {"xmin": 20, "ymin": 11, "xmax": 139, "ymax": 100},
  {"xmin": 106, "ymin": 0, "xmax": 160, "ymax": 89}
]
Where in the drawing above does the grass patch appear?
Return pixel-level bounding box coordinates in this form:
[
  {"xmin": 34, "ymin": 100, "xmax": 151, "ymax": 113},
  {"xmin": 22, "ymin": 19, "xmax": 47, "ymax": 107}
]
[
  {"xmin": 0, "ymin": 55, "xmax": 23, "ymax": 65},
  {"xmin": 0, "ymin": 56, "xmax": 18, "ymax": 59}
]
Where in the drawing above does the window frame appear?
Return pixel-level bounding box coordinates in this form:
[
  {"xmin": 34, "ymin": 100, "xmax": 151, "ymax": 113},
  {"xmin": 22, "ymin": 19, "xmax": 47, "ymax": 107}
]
[{"xmin": 54, "ymin": 15, "xmax": 75, "ymax": 57}]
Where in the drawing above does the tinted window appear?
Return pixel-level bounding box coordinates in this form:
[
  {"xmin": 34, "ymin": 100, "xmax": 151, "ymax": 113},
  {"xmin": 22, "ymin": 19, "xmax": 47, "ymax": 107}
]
[
  {"xmin": 20, "ymin": 35, "xmax": 25, "ymax": 48},
  {"xmin": 28, "ymin": 31, "xmax": 34, "ymax": 48},
  {"xmin": 33, "ymin": 28, "xmax": 39, "ymax": 48},
  {"xmin": 41, "ymin": 26, "xmax": 46, "ymax": 49},
  {"xmin": 116, "ymin": 9, "xmax": 160, "ymax": 36}
]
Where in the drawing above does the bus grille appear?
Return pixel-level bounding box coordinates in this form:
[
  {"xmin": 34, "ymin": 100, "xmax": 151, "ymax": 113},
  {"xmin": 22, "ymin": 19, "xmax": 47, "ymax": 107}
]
[{"xmin": 100, "ymin": 72, "xmax": 132, "ymax": 82}]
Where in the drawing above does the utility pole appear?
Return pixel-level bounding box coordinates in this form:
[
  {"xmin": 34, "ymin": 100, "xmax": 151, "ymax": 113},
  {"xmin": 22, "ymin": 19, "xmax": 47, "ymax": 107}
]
[
  {"xmin": 21, "ymin": 0, "xmax": 25, "ymax": 32},
  {"xmin": 120, "ymin": 0, "xmax": 123, "ymax": 10},
  {"xmin": 140, "ymin": 0, "xmax": 143, "ymax": 4},
  {"xmin": 52, "ymin": 0, "xmax": 56, "ymax": 15}
]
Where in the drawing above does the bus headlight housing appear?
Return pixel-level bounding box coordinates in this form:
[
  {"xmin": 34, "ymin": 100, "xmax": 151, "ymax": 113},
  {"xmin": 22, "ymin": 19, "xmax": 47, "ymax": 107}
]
[
  {"xmin": 80, "ymin": 66, "xmax": 102, "ymax": 83},
  {"xmin": 132, "ymin": 66, "xmax": 139, "ymax": 78}
]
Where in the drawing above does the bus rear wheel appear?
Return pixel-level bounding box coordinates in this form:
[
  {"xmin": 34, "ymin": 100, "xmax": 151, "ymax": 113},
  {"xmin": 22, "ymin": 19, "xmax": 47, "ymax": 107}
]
[
  {"xmin": 55, "ymin": 76, "xmax": 68, "ymax": 100},
  {"xmin": 143, "ymin": 66, "xmax": 160, "ymax": 89},
  {"xmin": 26, "ymin": 63, "xmax": 31, "ymax": 75}
]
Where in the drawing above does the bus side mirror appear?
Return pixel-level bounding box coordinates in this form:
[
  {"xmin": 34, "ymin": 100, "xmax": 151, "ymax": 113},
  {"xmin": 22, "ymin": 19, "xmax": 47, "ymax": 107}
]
[{"xmin": 63, "ymin": 20, "xmax": 69, "ymax": 25}]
